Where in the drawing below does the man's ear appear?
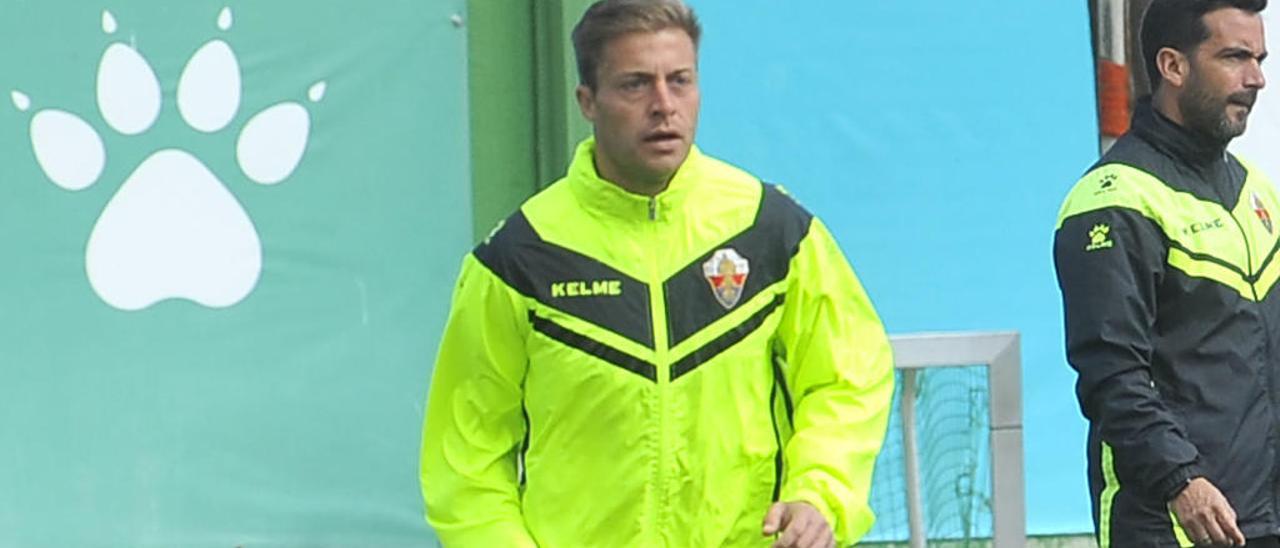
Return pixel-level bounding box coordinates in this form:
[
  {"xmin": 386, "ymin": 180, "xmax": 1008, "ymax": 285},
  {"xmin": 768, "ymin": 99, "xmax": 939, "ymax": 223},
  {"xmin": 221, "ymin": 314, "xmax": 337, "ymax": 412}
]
[
  {"xmin": 576, "ymin": 84, "xmax": 596, "ymax": 122},
  {"xmin": 1156, "ymin": 47, "xmax": 1191, "ymax": 88}
]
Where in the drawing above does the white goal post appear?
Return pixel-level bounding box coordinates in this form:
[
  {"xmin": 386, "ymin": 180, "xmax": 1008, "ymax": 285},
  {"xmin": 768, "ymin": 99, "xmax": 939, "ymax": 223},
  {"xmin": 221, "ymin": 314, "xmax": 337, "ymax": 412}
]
[{"xmin": 889, "ymin": 331, "xmax": 1025, "ymax": 548}]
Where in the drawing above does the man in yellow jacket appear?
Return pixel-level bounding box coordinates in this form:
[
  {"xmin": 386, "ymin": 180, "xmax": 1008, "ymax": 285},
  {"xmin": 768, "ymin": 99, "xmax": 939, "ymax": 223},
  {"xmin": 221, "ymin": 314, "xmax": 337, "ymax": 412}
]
[{"xmin": 420, "ymin": 1, "xmax": 894, "ymax": 546}]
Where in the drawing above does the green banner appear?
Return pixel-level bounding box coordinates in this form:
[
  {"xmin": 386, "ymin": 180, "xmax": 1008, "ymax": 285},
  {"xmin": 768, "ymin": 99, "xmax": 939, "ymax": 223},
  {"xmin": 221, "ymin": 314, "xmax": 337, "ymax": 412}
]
[{"xmin": 0, "ymin": 1, "xmax": 468, "ymax": 545}]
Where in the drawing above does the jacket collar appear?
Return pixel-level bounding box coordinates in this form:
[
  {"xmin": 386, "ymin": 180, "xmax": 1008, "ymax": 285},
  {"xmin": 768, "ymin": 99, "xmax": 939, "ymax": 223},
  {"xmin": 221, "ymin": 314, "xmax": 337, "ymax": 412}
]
[
  {"xmin": 567, "ymin": 138, "xmax": 702, "ymax": 222},
  {"xmin": 1130, "ymin": 97, "xmax": 1229, "ymax": 170}
]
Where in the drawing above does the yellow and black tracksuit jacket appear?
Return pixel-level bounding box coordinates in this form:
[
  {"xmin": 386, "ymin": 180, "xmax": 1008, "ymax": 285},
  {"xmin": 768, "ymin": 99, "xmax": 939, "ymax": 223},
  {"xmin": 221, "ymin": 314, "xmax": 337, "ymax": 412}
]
[
  {"xmin": 1054, "ymin": 101, "xmax": 1280, "ymax": 546},
  {"xmin": 420, "ymin": 139, "xmax": 894, "ymax": 547}
]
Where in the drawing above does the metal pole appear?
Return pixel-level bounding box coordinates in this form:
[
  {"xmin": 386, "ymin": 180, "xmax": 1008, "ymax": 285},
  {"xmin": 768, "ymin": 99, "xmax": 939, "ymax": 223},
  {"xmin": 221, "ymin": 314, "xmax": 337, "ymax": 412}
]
[
  {"xmin": 901, "ymin": 368, "xmax": 926, "ymax": 548},
  {"xmin": 989, "ymin": 336, "xmax": 1026, "ymax": 548}
]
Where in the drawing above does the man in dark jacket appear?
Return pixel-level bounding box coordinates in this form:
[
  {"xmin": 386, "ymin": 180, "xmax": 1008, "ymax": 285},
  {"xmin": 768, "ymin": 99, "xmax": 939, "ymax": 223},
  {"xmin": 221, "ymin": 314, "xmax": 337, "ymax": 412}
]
[{"xmin": 1054, "ymin": 0, "xmax": 1276, "ymax": 546}]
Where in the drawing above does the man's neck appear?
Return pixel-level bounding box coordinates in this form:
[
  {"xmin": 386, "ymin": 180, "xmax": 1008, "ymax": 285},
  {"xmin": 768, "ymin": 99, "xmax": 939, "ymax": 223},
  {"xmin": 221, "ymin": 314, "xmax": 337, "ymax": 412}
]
[
  {"xmin": 1131, "ymin": 96, "xmax": 1229, "ymax": 169},
  {"xmin": 593, "ymin": 159, "xmax": 670, "ymax": 197},
  {"xmin": 1148, "ymin": 88, "xmax": 1233, "ymax": 153},
  {"xmin": 1152, "ymin": 88, "xmax": 1186, "ymax": 128},
  {"xmin": 610, "ymin": 177, "xmax": 669, "ymax": 197}
]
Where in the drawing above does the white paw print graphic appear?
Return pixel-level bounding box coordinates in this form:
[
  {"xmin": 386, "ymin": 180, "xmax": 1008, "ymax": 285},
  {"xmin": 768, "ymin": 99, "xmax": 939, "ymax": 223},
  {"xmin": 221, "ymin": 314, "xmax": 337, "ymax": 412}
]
[{"xmin": 11, "ymin": 7, "xmax": 325, "ymax": 311}]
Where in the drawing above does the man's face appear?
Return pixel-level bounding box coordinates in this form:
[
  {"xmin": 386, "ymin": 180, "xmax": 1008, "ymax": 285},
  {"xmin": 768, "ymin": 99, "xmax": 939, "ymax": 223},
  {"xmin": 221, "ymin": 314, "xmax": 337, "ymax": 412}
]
[
  {"xmin": 1178, "ymin": 8, "xmax": 1267, "ymax": 144},
  {"xmin": 576, "ymin": 28, "xmax": 700, "ymax": 193}
]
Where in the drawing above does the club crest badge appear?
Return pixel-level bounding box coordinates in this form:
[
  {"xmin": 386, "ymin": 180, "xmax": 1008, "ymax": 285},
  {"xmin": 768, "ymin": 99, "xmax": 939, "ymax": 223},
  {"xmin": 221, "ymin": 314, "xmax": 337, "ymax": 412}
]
[
  {"xmin": 702, "ymin": 248, "xmax": 750, "ymax": 309},
  {"xmin": 1253, "ymin": 192, "xmax": 1274, "ymax": 234}
]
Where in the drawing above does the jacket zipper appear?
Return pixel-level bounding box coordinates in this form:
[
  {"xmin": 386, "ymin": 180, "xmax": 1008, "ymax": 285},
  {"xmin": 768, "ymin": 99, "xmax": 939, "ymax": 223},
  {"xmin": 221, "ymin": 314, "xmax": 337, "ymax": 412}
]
[
  {"xmin": 1227, "ymin": 193, "xmax": 1280, "ymax": 531},
  {"xmin": 647, "ymin": 194, "xmax": 671, "ymax": 541}
]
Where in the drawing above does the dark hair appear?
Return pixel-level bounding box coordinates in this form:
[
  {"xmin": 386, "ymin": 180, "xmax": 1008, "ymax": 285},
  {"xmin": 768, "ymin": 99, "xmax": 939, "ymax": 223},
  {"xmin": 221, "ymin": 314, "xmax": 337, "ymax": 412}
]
[
  {"xmin": 1141, "ymin": 0, "xmax": 1268, "ymax": 89},
  {"xmin": 571, "ymin": 0, "xmax": 701, "ymax": 90}
]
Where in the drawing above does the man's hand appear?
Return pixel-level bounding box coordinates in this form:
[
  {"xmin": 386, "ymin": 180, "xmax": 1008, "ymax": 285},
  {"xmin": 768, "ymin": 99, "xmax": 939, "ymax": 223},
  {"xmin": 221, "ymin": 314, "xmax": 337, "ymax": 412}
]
[
  {"xmin": 1170, "ymin": 477, "xmax": 1245, "ymax": 546},
  {"xmin": 761, "ymin": 501, "xmax": 835, "ymax": 548}
]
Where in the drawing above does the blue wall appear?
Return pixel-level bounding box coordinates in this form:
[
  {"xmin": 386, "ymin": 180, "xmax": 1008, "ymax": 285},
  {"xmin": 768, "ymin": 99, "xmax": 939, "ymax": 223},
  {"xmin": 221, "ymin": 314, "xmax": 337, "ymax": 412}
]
[{"xmin": 690, "ymin": 1, "xmax": 1099, "ymax": 534}]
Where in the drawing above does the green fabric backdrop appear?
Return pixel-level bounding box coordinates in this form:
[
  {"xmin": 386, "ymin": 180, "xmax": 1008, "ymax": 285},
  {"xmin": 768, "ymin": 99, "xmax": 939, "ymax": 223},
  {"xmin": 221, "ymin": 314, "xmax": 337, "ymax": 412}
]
[{"xmin": 0, "ymin": 2, "xmax": 469, "ymax": 545}]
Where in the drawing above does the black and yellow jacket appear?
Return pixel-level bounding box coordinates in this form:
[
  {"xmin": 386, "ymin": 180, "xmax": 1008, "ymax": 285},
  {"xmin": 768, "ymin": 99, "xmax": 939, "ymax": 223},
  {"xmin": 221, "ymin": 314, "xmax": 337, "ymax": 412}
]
[
  {"xmin": 1054, "ymin": 101, "xmax": 1280, "ymax": 546},
  {"xmin": 420, "ymin": 139, "xmax": 894, "ymax": 547}
]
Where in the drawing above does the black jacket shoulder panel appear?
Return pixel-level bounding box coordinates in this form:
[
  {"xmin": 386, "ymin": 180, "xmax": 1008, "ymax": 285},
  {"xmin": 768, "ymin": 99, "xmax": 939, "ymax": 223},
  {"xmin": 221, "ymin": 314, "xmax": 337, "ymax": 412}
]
[{"xmin": 474, "ymin": 210, "xmax": 655, "ymax": 349}]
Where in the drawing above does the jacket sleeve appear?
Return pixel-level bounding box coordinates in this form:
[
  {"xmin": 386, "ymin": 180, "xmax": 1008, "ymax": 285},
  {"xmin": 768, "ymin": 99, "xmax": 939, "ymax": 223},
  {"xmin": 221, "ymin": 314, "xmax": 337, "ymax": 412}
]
[
  {"xmin": 774, "ymin": 217, "xmax": 895, "ymax": 544},
  {"xmin": 420, "ymin": 253, "xmax": 537, "ymax": 547},
  {"xmin": 1054, "ymin": 206, "xmax": 1202, "ymax": 499}
]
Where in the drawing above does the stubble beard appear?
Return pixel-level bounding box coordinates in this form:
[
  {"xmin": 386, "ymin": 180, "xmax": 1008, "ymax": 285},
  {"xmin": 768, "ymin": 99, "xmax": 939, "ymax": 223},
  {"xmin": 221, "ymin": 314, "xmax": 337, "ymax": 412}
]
[{"xmin": 1179, "ymin": 75, "xmax": 1255, "ymax": 146}]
